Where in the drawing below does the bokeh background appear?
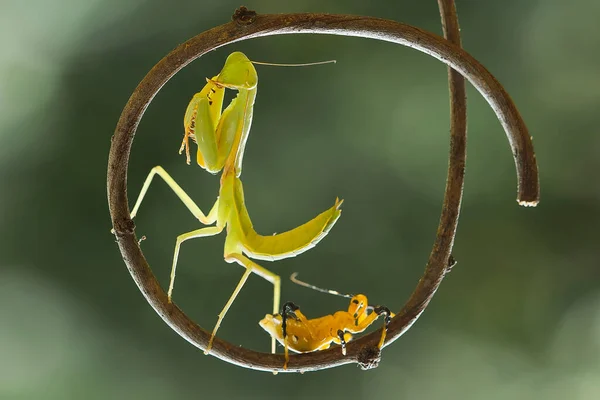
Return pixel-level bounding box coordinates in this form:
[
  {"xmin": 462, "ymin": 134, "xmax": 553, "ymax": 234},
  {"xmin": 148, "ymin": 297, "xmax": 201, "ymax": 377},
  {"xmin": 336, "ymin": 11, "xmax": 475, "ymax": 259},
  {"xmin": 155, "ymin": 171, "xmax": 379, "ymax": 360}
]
[{"xmin": 2, "ymin": 0, "xmax": 599, "ymax": 398}]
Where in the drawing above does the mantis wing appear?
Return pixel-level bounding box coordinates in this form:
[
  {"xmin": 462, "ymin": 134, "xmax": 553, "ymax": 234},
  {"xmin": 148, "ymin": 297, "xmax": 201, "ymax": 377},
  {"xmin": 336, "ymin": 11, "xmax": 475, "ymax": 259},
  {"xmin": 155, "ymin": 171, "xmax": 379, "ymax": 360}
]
[{"xmin": 232, "ymin": 178, "xmax": 343, "ymax": 261}]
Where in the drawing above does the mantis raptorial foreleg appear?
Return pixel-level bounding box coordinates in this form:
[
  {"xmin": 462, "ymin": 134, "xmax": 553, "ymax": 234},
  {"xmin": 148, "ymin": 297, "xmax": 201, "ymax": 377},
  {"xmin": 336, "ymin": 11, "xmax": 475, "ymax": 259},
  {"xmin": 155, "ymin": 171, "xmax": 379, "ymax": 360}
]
[
  {"xmin": 169, "ymin": 226, "xmax": 224, "ymax": 301},
  {"xmin": 204, "ymin": 265, "xmax": 253, "ymax": 355},
  {"xmin": 130, "ymin": 166, "xmax": 219, "ymax": 225}
]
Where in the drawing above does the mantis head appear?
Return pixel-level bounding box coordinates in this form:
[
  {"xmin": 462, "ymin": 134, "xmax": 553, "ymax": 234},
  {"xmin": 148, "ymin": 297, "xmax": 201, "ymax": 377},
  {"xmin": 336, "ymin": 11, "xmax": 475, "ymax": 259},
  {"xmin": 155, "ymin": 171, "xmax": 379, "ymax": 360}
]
[
  {"xmin": 213, "ymin": 51, "xmax": 258, "ymax": 90},
  {"xmin": 181, "ymin": 51, "xmax": 332, "ymax": 173}
]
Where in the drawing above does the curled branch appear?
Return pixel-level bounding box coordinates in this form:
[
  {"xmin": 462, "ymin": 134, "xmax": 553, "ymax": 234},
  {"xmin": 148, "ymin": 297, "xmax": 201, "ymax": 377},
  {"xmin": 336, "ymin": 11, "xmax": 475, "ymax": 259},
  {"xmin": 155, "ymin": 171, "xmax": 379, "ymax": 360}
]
[
  {"xmin": 107, "ymin": 4, "xmax": 539, "ymax": 373},
  {"xmin": 383, "ymin": 0, "xmax": 469, "ymax": 347}
]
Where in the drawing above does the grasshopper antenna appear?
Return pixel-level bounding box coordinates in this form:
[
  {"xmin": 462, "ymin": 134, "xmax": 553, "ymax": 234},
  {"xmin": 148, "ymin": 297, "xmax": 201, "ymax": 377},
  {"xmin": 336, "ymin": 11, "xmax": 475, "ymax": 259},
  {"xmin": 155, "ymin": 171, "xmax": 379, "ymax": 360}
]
[
  {"xmin": 290, "ymin": 272, "xmax": 353, "ymax": 299},
  {"xmin": 249, "ymin": 59, "xmax": 336, "ymax": 67}
]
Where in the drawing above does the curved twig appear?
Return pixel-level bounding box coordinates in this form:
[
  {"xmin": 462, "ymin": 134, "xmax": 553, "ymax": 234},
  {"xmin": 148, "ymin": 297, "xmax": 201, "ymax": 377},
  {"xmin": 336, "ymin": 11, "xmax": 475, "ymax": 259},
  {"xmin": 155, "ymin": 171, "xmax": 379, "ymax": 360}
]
[
  {"xmin": 383, "ymin": 0, "xmax": 469, "ymax": 349},
  {"xmin": 107, "ymin": 6, "xmax": 539, "ymax": 373}
]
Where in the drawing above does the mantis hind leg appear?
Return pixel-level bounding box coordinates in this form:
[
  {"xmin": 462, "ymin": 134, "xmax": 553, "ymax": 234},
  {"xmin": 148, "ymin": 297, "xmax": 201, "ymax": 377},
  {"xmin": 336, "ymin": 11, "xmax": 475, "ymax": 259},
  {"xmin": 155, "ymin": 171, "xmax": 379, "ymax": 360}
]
[
  {"xmin": 205, "ymin": 253, "xmax": 281, "ymax": 355},
  {"xmin": 228, "ymin": 254, "xmax": 281, "ymax": 354},
  {"xmin": 204, "ymin": 264, "xmax": 253, "ymax": 355}
]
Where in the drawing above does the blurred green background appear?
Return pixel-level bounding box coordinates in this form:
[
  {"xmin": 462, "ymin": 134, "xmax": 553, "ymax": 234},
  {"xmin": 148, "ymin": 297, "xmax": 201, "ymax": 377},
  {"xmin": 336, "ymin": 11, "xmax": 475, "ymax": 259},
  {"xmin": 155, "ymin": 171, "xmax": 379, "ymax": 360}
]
[{"xmin": 1, "ymin": 0, "xmax": 599, "ymax": 398}]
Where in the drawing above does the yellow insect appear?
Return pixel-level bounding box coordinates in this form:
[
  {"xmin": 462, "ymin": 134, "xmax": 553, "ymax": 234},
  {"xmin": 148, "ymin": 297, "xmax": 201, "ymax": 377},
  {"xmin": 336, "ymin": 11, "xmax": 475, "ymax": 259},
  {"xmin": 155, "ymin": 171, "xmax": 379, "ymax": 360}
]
[
  {"xmin": 260, "ymin": 273, "xmax": 394, "ymax": 369},
  {"xmin": 130, "ymin": 52, "xmax": 341, "ymax": 354}
]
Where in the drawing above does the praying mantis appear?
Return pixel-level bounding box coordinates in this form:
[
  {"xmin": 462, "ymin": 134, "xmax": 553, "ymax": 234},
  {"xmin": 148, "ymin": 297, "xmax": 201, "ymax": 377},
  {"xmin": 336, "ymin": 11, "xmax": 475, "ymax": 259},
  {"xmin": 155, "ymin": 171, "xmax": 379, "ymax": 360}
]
[
  {"xmin": 129, "ymin": 52, "xmax": 342, "ymax": 354},
  {"xmin": 260, "ymin": 273, "xmax": 394, "ymax": 369}
]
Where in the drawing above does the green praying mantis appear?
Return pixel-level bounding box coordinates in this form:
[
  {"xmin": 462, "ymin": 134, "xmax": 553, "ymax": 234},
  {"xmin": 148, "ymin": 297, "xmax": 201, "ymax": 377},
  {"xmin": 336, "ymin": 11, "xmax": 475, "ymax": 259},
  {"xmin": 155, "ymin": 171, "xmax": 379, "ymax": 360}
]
[{"xmin": 130, "ymin": 52, "xmax": 343, "ymax": 354}]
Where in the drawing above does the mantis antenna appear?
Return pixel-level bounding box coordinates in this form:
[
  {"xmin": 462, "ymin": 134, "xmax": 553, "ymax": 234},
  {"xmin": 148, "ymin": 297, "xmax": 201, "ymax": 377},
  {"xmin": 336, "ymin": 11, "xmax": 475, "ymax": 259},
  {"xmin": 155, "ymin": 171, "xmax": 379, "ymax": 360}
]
[
  {"xmin": 290, "ymin": 272, "xmax": 353, "ymax": 299},
  {"xmin": 249, "ymin": 59, "xmax": 336, "ymax": 67}
]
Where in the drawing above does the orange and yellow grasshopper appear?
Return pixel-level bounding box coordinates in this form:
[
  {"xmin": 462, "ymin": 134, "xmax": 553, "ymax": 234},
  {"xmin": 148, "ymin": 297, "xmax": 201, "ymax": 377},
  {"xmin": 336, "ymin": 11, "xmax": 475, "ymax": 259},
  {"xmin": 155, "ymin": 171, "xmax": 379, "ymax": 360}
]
[{"xmin": 260, "ymin": 273, "xmax": 394, "ymax": 369}]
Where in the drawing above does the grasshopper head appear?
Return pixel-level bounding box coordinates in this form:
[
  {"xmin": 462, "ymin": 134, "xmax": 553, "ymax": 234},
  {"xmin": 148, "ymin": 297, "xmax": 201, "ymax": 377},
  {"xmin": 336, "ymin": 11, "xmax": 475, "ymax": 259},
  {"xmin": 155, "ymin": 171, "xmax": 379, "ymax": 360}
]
[{"xmin": 259, "ymin": 313, "xmax": 284, "ymax": 343}]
